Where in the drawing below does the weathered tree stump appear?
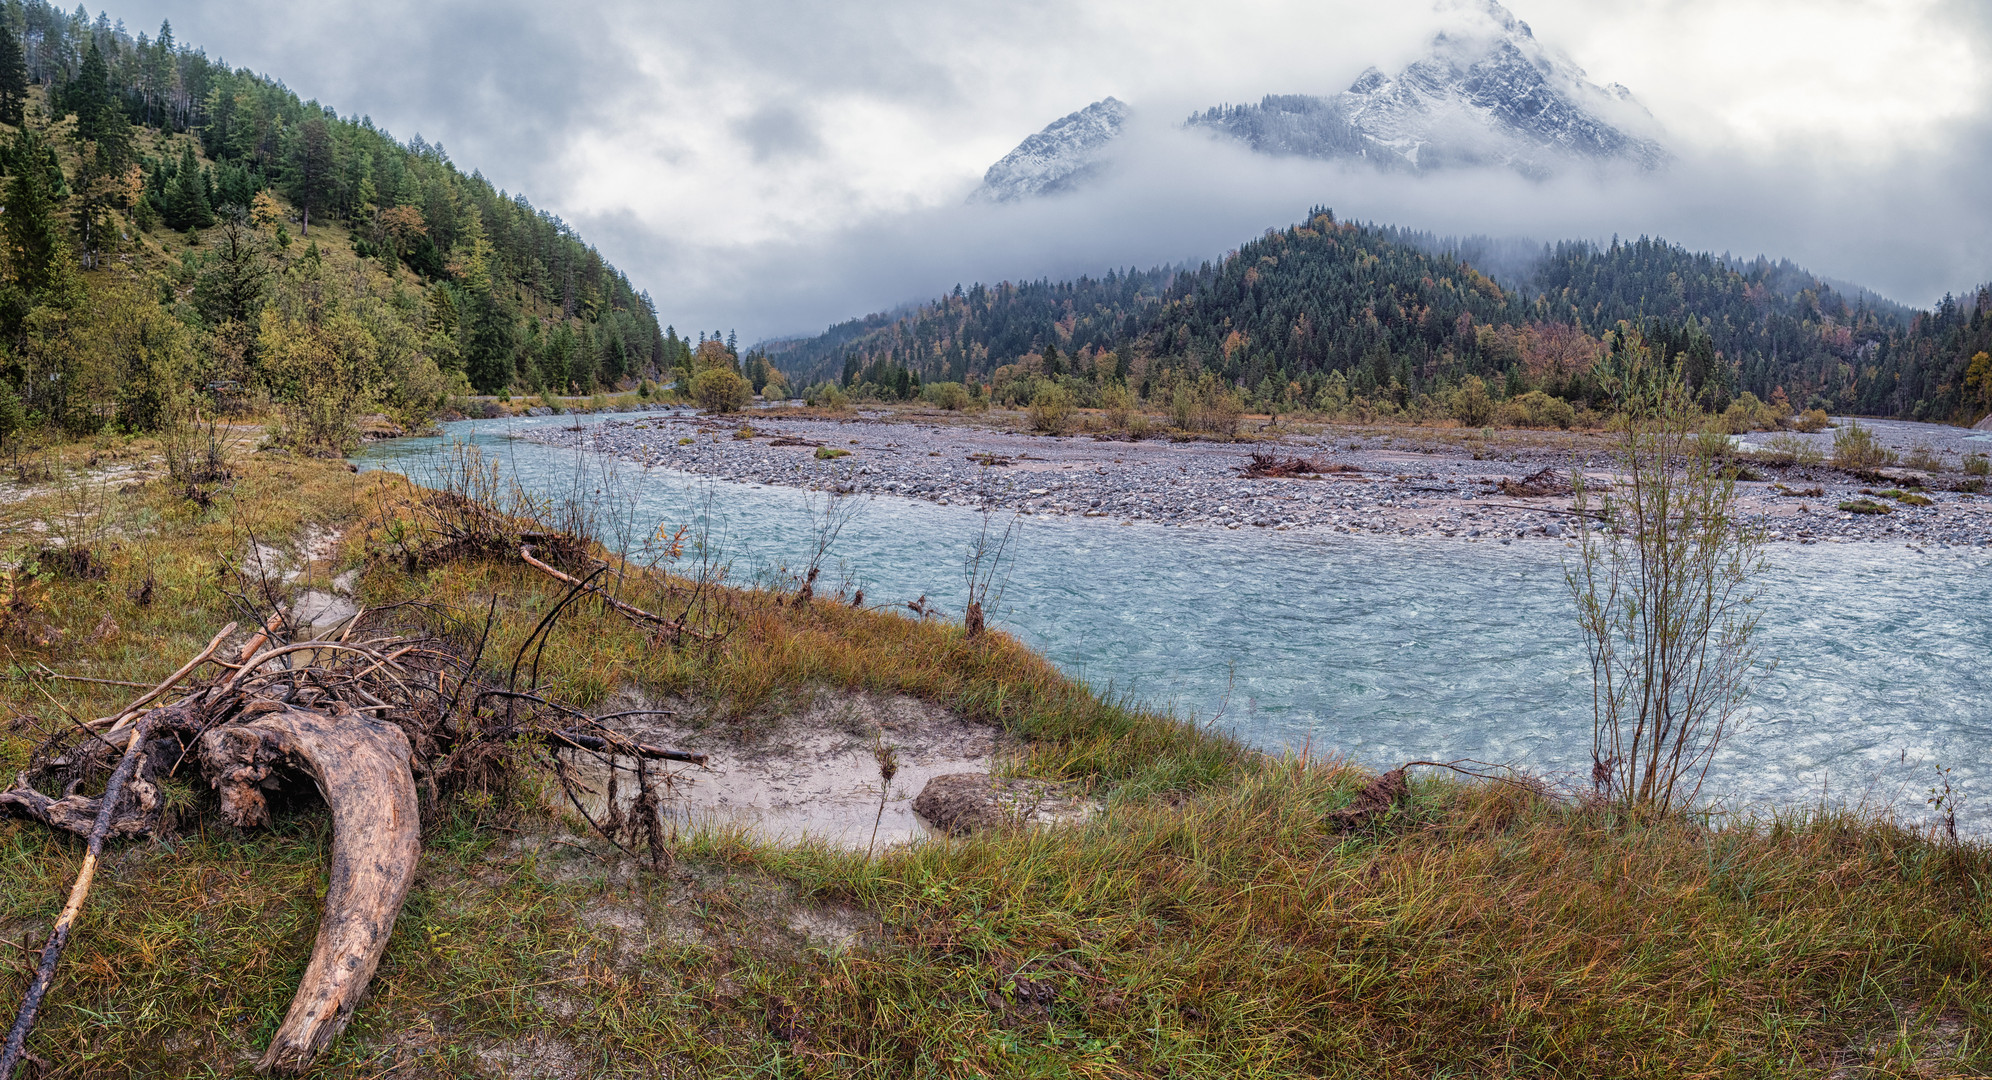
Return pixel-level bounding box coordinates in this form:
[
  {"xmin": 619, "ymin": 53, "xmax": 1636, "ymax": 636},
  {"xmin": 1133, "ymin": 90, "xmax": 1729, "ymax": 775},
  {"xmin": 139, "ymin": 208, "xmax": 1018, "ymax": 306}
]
[{"xmin": 200, "ymin": 703, "xmax": 420, "ymax": 1074}]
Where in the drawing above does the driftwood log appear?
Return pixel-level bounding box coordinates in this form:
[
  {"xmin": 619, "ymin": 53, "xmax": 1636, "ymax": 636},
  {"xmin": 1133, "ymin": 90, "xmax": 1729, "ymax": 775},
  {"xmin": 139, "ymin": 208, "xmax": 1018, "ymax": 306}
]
[
  {"xmin": 5, "ymin": 571, "xmax": 709, "ymax": 1072},
  {"xmin": 0, "ymin": 623, "xmax": 237, "ymax": 1080},
  {"xmin": 0, "ymin": 743, "xmax": 167, "ymax": 839},
  {"xmin": 199, "ymin": 703, "xmax": 420, "ymax": 1074},
  {"xmin": 519, "ymin": 544, "xmax": 714, "ymax": 642}
]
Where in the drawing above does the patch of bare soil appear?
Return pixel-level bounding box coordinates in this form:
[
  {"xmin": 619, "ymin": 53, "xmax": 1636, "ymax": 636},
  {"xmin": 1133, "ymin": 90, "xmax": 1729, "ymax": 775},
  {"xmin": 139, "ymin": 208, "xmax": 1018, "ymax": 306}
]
[
  {"xmin": 474, "ymin": 1035, "xmax": 582, "ymax": 1080},
  {"xmin": 574, "ymin": 689, "xmax": 1094, "ymax": 850}
]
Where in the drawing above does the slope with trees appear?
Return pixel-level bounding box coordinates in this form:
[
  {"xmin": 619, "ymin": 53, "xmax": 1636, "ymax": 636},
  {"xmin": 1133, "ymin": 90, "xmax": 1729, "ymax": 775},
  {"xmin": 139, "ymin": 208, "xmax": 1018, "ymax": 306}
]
[
  {"xmin": 0, "ymin": 1, "xmax": 670, "ymax": 456},
  {"xmin": 769, "ymin": 209, "xmax": 1987, "ymax": 426}
]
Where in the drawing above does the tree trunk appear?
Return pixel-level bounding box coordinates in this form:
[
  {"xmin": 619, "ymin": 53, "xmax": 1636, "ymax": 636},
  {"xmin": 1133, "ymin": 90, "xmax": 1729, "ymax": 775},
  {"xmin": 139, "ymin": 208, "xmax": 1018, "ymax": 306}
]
[{"xmin": 199, "ymin": 703, "xmax": 420, "ymax": 1074}]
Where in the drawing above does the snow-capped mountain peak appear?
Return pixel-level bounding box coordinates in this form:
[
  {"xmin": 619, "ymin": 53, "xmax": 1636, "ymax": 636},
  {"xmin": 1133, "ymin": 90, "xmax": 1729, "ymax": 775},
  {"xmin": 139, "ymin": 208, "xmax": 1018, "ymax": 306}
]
[
  {"xmin": 1323, "ymin": 0, "xmax": 1667, "ymax": 174},
  {"xmin": 971, "ymin": 1, "xmax": 1664, "ymax": 202},
  {"xmin": 972, "ymin": 97, "xmax": 1130, "ymax": 203}
]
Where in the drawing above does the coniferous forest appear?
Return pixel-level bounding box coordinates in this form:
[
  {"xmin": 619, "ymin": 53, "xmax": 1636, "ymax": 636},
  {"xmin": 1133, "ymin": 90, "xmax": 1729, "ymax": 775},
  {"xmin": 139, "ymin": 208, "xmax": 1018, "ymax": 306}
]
[
  {"xmin": 0, "ymin": 1, "xmax": 690, "ymax": 455},
  {"xmin": 769, "ymin": 209, "xmax": 1992, "ymax": 426}
]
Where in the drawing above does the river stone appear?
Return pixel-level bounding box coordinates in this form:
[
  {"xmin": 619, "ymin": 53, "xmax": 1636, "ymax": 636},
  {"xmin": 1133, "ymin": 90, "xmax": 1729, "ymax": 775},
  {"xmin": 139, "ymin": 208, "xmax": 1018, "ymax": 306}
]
[
  {"xmin": 912, "ymin": 773, "xmax": 1006, "ymax": 835},
  {"xmin": 912, "ymin": 772, "xmax": 1098, "ymax": 835}
]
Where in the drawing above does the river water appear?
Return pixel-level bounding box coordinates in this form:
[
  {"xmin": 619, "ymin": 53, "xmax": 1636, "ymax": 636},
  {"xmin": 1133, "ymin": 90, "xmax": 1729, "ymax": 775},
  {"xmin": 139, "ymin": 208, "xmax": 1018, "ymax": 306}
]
[{"xmin": 357, "ymin": 412, "xmax": 1992, "ymax": 833}]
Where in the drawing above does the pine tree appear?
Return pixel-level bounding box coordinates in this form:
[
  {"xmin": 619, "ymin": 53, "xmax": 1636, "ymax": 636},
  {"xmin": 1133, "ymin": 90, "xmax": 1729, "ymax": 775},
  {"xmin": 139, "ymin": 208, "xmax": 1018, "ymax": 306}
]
[
  {"xmin": 163, "ymin": 143, "xmax": 213, "ymax": 230},
  {"xmin": 1, "ymin": 130, "xmax": 83, "ymax": 333},
  {"xmin": 285, "ymin": 115, "xmax": 337, "ymax": 234},
  {"xmin": 0, "ymin": 25, "xmax": 27, "ymax": 127},
  {"xmin": 68, "ymin": 40, "xmax": 113, "ymax": 142}
]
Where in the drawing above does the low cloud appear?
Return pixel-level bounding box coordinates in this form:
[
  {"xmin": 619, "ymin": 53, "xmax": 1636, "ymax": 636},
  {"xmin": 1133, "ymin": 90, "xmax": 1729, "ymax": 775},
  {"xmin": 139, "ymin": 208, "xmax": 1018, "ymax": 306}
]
[
  {"xmin": 107, "ymin": 0, "xmax": 1992, "ymax": 337},
  {"xmin": 607, "ymin": 110, "xmax": 1992, "ymax": 341}
]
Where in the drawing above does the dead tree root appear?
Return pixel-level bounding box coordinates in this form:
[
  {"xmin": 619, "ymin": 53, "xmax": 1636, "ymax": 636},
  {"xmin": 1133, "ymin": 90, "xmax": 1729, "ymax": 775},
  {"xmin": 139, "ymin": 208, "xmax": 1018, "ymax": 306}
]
[{"xmin": 200, "ymin": 704, "xmax": 421, "ymax": 1073}]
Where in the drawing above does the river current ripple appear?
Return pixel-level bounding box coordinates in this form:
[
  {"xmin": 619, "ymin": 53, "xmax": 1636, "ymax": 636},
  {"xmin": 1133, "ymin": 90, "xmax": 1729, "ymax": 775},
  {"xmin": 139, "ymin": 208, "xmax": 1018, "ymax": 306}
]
[{"xmin": 358, "ymin": 412, "xmax": 1992, "ymax": 833}]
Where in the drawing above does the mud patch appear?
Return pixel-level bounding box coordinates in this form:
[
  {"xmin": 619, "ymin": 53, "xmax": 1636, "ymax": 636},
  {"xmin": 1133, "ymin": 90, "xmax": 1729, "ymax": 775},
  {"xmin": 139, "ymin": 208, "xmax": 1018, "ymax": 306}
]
[
  {"xmin": 911, "ymin": 772, "xmax": 1096, "ymax": 835},
  {"xmin": 578, "ymin": 900, "xmax": 655, "ymax": 968}
]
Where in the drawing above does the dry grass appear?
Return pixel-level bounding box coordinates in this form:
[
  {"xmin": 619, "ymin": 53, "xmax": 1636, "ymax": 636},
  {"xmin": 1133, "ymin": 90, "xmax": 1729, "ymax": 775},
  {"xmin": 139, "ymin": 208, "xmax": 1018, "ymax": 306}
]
[{"xmin": 2, "ymin": 446, "xmax": 1988, "ymax": 1078}]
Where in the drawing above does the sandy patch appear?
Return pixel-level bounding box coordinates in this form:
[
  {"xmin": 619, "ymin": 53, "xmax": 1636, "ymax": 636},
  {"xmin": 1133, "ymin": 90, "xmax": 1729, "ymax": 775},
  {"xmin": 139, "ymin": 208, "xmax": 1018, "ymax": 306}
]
[{"xmin": 570, "ymin": 690, "xmax": 1024, "ymax": 850}]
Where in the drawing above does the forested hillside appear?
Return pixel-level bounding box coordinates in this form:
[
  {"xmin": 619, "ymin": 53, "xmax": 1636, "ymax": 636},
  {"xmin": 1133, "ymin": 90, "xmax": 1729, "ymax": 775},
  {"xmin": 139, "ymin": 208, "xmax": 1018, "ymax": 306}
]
[
  {"xmin": 769, "ymin": 208, "xmax": 1991, "ymax": 425},
  {"xmin": 0, "ymin": 1, "xmax": 684, "ymax": 453}
]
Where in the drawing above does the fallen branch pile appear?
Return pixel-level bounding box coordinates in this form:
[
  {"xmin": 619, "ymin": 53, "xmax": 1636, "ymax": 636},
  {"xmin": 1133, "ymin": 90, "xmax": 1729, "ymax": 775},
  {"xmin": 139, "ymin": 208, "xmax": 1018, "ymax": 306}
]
[
  {"xmin": 1497, "ymin": 467, "xmax": 1575, "ymax": 497},
  {"xmin": 1, "ymin": 581, "xmax": 704, "ymax": 1074},
  {"xmin": 1326, "ymin": 759, "xmax": 1562, "ymax": 832},
  {"xmin": 1240, "ymin": 453, "xmax": 1360, "ymax": 479}
]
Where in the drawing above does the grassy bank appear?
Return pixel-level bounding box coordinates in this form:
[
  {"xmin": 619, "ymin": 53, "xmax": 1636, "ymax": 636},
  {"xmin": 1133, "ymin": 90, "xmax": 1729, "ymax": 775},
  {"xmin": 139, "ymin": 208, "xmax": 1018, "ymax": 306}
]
[{"xmin": 2, "ymin": 445, "xmax": 1987, "ymax": 1078}]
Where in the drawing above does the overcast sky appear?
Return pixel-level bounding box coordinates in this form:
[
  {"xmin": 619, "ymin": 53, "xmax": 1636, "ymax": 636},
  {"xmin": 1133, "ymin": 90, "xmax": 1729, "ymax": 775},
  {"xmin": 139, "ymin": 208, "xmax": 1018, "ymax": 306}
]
[{"xmin": 106, "ymin": 0, "xmax": 1992, "ymax": 339}]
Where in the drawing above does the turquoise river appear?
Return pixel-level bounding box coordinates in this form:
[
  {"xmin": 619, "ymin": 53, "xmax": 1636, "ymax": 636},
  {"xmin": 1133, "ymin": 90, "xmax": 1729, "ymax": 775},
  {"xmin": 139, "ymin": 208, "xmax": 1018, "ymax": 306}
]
[{"xmin": 358, "ymin": 412, "xmax": 1992, "ymax": 832}]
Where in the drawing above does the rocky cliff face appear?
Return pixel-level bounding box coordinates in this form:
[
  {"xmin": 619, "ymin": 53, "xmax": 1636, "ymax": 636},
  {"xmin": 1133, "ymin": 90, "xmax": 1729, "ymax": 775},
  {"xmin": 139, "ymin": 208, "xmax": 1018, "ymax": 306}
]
[{"xmin": 972, "ymin": 97, "xmax": 1130, "ymax": 203}]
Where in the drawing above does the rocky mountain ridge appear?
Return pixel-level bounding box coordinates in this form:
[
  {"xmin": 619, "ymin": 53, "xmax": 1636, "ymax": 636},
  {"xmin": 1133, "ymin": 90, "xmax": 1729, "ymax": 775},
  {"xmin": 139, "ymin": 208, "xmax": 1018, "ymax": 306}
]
[
  {"xmin": 1204, "ymin": 0, "xmax": 1668, "ymax": 176},
  {"xmin": 975, "ymin": 0, "xmax": 1666, "ymax": 199},
  {"xmin": 971, "ymin": 96, "xmax": 1129, "ymax": 202}
]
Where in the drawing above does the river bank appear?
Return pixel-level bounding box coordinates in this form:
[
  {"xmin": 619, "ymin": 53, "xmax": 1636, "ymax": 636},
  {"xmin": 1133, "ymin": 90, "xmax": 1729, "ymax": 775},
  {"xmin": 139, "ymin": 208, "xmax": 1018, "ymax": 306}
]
[
  {"xmin": 5, "ymin": 435, "xmax": 1988, "ymax": 1077},
  {"xmin": 527, "ymin": 410, "xmax": 1992, "ymax": 547}
]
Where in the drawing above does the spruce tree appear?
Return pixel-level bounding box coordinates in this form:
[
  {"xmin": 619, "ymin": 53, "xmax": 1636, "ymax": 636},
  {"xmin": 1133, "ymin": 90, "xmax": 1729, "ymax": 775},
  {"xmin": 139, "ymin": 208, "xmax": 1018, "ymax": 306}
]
[
  {"xmin": 1, "ymin": 130, "xmax": 82, "ymax": 334},
  {"xmin": 285, "ymin": 116, "xmax": 337, "ymax": 234},
  {"xmin": 192, "ymin": 219, "xmax": 269, "ymax": 326},
  {"xmin": 464, "ymin": 290, "xmax": 518, "ymax": 393},
  {"xmin": 0, "ymin": 26, "xmax": 27, "ymax": 126},
  {"xmin": 68, "ymin": 40, "xmax": 113, "ymax": 142},
  {"xmin": 164, "ymin": 143, "xmax": 214, "ymax": 230}
]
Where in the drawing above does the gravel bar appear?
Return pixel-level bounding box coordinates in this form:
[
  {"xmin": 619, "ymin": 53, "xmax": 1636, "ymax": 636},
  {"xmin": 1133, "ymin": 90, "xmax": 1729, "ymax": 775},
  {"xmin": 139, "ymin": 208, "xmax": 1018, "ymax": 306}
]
[{"xmin": 525, "ymin": 411, "xmax": 1992, "ymax": 549}]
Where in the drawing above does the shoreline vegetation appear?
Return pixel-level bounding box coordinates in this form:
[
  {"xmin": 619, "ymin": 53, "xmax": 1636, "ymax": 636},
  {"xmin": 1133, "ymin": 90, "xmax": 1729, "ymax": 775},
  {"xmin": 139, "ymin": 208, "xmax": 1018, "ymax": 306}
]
[{"xmin": 3, "ymin": 421, "xmax": 1988, "ymax": 1077}]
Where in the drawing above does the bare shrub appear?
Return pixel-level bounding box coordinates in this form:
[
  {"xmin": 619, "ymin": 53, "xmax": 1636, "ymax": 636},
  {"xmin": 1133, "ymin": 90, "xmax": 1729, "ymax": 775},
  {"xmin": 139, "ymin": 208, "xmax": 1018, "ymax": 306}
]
[
  {"xmin": 34, "ymin": 455, "xmax": 116, "ymax": 577},
  {"xmin": 1566, "ymin": 353, "xmax": 1769, "ymax": 815},
  {"xmin": 961, "ymin": 509, "xmax": 1018, "ymax": 638},
  {"xmin": 161, "ymin": 402, "xmax": 241, "ymax": 509},
  {"xmin": 790, "ymin": 489, "xmax": 865, "ymax": 607}
]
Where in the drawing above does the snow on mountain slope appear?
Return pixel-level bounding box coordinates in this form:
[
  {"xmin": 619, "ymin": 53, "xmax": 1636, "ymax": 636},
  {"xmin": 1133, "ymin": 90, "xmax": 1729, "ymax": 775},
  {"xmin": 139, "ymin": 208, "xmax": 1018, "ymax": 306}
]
[
  {"xmin": 972, "ymin": 97, "xmax": 1131, "ymax": 203},
  {"xmin": 976, "ymin": 1, "xmax": 1666, "ymax": 201},
  {"xmin": 1317, "ymin": 0, "xmax": 1668, "ymax": 175}
]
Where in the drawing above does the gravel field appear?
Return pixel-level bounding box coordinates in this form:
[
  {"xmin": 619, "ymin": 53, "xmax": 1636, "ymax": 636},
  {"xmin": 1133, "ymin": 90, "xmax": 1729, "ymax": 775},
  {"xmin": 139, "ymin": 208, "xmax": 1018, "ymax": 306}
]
[{"xmin": 526, "ymin": 410, "xmax": 1992, "ymax": 548}]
